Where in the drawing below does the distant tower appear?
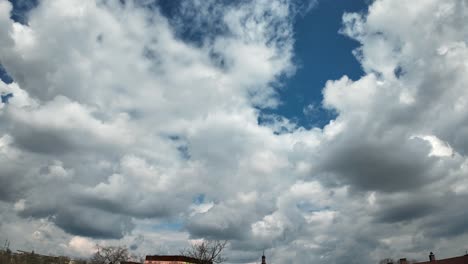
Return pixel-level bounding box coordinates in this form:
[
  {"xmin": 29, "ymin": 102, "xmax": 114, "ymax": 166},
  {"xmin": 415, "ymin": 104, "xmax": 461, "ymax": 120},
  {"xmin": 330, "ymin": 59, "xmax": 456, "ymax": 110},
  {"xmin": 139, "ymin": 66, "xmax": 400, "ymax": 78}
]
[{"xmin": 261, "ymin": 251, "xmax": 266, "ymax": 264}]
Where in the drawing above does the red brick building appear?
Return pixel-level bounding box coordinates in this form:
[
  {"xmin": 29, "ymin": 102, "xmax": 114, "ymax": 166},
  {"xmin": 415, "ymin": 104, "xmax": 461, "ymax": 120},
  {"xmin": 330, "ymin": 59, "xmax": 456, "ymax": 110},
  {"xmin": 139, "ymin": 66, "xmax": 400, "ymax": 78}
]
[{"xmin": 399, "ymin": 252, "xmax": 468, "ymax": 264}]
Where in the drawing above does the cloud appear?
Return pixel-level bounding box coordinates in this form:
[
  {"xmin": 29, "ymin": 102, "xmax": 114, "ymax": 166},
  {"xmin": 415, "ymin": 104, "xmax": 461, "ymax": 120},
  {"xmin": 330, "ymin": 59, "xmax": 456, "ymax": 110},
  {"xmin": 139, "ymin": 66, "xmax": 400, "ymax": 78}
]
[
  {"xmin": 1, "ymin": 0, "xmax": 468, "ymax": 263},
  {"xmin": 53, "ymin": 206, "xmax": 135, "ymax": 239},
  {"xmin": 68, "ymin": 236, "xmax": 96, "ymax": 257}
]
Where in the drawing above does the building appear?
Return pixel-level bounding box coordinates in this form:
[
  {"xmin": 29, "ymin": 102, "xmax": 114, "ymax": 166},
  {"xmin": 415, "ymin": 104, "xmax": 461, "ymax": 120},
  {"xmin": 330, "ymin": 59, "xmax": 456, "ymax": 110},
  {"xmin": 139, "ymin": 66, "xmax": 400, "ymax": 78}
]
[
  {"xmin": 0, "ymin": 249, "xmax": 74, "ymax": 264},
  {"xmin": 145, "ymin": 255, "xmax": 212, "ymax": 264},
  {"xmin": 145, "ymin": 252, "xmax": 267, "ymax": 264},
  {"xmin": 261, "ymin": 252, "xmax": 267, "ymax": 264},
  {"xmin": 399, "ymin": 252, "xmax": 468, "ymax": 264}
]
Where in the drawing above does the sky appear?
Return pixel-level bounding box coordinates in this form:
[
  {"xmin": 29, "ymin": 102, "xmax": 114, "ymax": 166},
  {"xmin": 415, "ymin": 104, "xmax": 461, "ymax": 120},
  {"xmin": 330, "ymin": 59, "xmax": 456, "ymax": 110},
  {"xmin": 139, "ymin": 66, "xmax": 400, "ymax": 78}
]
[{"xmin": 1, "ymin": 0, "xmax": 468, "ymax": 264}]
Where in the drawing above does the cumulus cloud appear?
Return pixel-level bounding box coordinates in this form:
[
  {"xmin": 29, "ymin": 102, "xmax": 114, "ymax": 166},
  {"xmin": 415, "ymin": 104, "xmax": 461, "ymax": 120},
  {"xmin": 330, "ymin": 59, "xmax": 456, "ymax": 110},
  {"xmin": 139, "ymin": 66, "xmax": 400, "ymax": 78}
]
[
  {"xmin": 1, "ymin": 0, "xmax": 468, "ymax": 263},
  {"xmin": 68, "ymin": 236, "xmax": 96, "ymax": 257}
]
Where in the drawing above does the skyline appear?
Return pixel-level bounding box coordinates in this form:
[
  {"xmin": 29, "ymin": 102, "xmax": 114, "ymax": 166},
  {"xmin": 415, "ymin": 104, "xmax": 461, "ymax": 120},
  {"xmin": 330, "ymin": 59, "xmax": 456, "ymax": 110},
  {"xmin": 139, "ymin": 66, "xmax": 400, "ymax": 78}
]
[{"xmin": 1, "ymin": 0, "xmax": 468, "ymax": 263}]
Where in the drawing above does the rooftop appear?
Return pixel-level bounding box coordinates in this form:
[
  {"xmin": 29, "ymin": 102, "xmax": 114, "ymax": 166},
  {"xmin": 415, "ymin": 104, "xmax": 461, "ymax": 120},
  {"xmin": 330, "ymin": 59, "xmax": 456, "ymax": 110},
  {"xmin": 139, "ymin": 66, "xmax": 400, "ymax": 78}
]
[
  {"xmin": 414, "ymin": 254, "xmax": 468, "ymax": 264},
  {"xmin": 145, "ymin": 255, "xmax": 212, "ymax": 264}
]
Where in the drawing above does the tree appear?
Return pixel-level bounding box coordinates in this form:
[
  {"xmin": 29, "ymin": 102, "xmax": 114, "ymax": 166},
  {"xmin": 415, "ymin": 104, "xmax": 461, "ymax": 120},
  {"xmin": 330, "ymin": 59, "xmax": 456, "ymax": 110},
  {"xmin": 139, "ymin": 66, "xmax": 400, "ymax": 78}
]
[
  {"xmin": 378, "ymin": 257, "xmax": 418, "ymax": 264},
  {"xmin": 181, "ymin": 240, "xmax": 228, "ymax": 264},
  {"xmin": 90, "ymin": 245, "xmax": 131, "ymax": 264},
  {"xmin": 379, "ymin": 258, "xmax": 395, "ymax": 264}
]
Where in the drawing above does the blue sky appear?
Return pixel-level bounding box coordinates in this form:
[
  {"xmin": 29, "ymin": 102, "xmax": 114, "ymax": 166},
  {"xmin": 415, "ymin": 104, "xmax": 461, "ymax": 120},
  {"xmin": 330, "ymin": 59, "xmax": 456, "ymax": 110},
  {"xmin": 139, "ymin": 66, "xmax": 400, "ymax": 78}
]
[
  {"xmin": 0, "ymin": 63, "xmax": 13, "ymax": 84},
  {"xmin": 1, "ymin": 0, "xmax": 367, "ymax": 128},
  {"xmin": 2, "ymin": 1, "xmax": 468, "ymax": 264},
  {"xmin": 155, "ymin": 0, "xmax": 367, "ymax": 129},
  {"xmin": 277, "ymin": 0, "xmax": 366, "ymax": 128}
]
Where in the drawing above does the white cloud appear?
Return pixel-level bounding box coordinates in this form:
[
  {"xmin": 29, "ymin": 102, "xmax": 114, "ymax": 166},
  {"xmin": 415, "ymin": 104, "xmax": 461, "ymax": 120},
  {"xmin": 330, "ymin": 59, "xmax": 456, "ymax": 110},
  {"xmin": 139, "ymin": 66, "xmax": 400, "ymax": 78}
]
[
  {"xmin": 413, "ymin": 135, "xmax": 454, "ymax": 157},
  {"xmin": 68, "ymin": 236, "xmax": 96, "ymax": 257},
  {"xmin": 1, "ymin": 0, "xmax": 468, "ymax": 263}
]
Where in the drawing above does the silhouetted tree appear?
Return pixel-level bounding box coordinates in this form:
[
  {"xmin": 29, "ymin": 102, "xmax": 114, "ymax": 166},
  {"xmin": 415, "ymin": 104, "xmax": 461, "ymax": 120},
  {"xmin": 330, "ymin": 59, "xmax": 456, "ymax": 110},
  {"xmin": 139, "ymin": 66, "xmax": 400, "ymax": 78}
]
[
  {"xmin": 181, "ymin": 240, "xmax": 228, "ymax": 264},
  {"xmin": 90, "ymin": 245, "xmax": 130, "ymax": 264},
  {"xmin": 379, "ymin": 257, "xmax": 419, "ymax": 264},
  {"xmin": 379, "ymin": 258, "xmax": 395, "ymax": 264}
]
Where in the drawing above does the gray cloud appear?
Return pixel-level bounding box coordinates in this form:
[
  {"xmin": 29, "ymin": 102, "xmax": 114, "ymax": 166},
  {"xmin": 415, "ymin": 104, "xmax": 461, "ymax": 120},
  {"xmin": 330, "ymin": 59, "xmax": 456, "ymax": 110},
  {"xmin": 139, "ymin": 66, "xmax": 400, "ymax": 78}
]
[
  {"xmin": 422, "ymin": 194, "xmax": 468, "ymax": 239},
  {"xmin": 317, "ymin": 134, "xmax": 436, "ymax": 192},
  {"xmin": 373, "ymin": 196, "xmax": 441, "ymax": 224},
  {"xmin": 1, "ymin": 0, "xmax": 468, "ymax": 263},
  {"xmin": 54, "ymin": 206, "xmax": 134, "ymax": 239}
]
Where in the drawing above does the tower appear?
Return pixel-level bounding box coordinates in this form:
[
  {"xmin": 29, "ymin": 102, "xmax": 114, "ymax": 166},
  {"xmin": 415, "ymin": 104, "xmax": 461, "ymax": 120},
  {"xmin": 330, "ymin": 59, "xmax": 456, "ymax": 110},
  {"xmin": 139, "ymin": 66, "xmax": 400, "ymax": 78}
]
[{"xmin": 261, "ymin": 251, "xmax": 266, "ymax": 264}]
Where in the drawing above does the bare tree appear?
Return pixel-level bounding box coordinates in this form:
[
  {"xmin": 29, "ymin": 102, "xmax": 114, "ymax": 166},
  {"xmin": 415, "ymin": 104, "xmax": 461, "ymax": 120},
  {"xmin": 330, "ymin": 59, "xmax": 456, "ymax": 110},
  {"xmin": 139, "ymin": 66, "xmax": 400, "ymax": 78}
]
[
  {"xmin": 379, "ymin": 258, "xmax": 395, "ymax": 264},
  {"xmin": 129, "ymin": 253, "xmax": 145, "ymax": 264},
  {"xmin": 90, "ymin": 245, "xmax": 131, "ymax": 264},
  {"xmin": 181, "ymin": 240, "xmax": 228, "ymax": 264}
]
